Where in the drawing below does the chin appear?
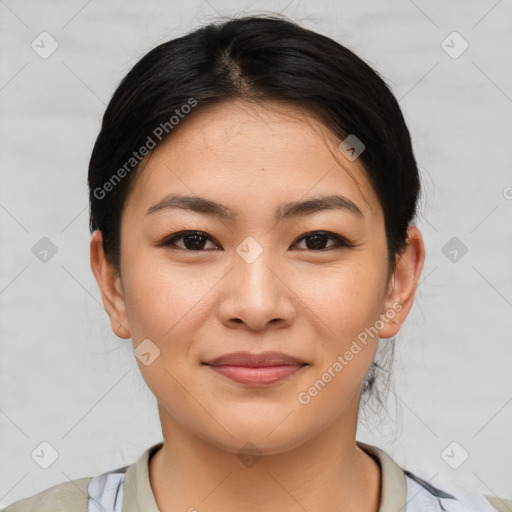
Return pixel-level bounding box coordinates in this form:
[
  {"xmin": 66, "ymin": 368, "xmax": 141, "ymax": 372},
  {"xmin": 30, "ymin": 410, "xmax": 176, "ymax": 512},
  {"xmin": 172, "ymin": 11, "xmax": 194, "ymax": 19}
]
[{"xmin": 200, "ymin": 418, "xmax": 315, "ymax": 457}]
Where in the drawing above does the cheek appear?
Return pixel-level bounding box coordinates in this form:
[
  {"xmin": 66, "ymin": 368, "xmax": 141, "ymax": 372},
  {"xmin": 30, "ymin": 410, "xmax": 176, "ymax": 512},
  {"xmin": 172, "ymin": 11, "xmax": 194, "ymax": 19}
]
[
  {"xmin": 294, "ymin": 257, "xmax": 387, "ymax": 342},
  {"xmin": 292, "ymin": 263, "xmax": 385, "ymax": 416},
  {"xmin": 121, "ymin": 250, "xmax": 206, "ymax": 344},
  {"xmin": 122, "ymin": 261, "xmax": 209, "ymax": 403}
]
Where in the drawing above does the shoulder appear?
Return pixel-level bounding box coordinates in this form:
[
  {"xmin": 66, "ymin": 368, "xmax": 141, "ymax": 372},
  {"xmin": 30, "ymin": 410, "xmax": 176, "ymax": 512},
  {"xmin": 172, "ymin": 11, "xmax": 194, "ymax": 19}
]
[
  {"xmin": 403, "ymin": 469, "xmax": 511, "ymax": 512},
  {"xmin": 357, "ymin": 440, "xmax": 510, "ymax": 512},
  {"xmin": 1, "ymin": 443, "xmax": 159, "ymax": 512},
  {"xmin": 1, "ymin": 463, "xmax": 131, "ymax": 512},
  {"xmin": 1, "ymin": 476, "xmax": 92, "ymax": 512}
]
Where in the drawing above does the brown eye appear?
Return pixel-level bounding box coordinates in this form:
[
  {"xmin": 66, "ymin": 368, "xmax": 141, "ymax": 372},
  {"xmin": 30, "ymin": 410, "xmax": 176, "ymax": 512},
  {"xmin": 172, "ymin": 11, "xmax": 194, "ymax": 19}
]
[
  {"xmin": 292, "ymin": 231, "xmax": 353, "ymax": 251},
  {"xmin": 159, "ymin": 230, "xmax": 353, "ymax": 252},
  {"xmin": 161, "ymin": 231, "xmax": 220, "ymax": 251}
]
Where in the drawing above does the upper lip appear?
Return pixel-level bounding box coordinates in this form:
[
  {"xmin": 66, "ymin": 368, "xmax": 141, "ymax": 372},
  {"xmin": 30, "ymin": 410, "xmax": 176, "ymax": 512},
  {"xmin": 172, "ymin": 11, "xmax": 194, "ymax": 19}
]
[{"xmin": 204, "ymin": 351, "xmax": 307, "ymax": 367}]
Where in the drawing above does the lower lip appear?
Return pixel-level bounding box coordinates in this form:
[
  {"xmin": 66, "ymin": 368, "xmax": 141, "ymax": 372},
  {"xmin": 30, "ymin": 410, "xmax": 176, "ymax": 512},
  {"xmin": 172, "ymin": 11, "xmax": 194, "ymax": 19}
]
[{"xmin": 207, "ymin": 364, "xmax": 305, "ymax": 386}]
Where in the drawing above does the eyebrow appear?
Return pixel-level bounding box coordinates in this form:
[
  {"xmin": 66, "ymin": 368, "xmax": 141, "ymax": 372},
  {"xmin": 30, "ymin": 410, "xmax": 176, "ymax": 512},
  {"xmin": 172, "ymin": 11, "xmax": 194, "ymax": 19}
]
[{"xmin": 145, "ymin": 193, "xmax": 364, "ymax": 222}]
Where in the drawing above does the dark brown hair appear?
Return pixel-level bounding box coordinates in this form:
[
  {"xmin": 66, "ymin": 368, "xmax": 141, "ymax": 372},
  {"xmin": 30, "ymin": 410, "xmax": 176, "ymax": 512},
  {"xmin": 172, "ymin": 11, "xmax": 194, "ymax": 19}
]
[{"xmin": 88, "ymin": 13, "xmax": 421, "ymax": 410}]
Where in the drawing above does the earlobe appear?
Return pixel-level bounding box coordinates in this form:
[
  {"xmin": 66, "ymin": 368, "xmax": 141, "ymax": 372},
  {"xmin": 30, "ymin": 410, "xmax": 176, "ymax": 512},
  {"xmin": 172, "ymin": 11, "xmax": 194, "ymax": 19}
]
[
  {"xmin": 379, "ymin": 226, "xmax": 425, "ymax": 339},
  {"xmin": 90, "ymin": 231, "xmax": 131, "ymax": 339}
]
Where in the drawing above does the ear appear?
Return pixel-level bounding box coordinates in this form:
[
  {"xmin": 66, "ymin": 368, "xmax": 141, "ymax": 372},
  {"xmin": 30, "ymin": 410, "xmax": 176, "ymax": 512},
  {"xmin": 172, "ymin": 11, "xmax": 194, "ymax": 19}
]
[
  {"xmin": 90, "ymin": 230, "xmax": 130, "ymax": 339},
  {"xmin": 378, "ymin": 226, "xmax": 425, "ymax": 339}
]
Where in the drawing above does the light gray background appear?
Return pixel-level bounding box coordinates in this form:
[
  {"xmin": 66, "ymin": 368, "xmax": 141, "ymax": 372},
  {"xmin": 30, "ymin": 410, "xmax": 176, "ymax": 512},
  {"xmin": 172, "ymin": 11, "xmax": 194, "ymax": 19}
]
[{"xmin": 1, "ymin": 0, "xmax": 511, "ymax": 507}]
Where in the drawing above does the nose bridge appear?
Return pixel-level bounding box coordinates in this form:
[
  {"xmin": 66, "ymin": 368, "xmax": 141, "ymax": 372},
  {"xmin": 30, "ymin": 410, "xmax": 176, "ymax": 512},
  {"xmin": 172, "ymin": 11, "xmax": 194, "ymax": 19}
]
[
  {"xmin": 218, "ymin": 234, "xmax": 295, "ymax": 329},
  {"xmin": 234, "ymin": 234, "xmax": 279, "ymax": 301}
]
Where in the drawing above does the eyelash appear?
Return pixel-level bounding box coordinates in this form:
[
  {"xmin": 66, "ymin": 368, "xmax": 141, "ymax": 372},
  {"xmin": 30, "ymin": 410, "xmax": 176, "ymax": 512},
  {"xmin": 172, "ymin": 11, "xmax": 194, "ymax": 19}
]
[{"xmin": 159, "ymin": 230, "xmax": 355, "ymax": 252}]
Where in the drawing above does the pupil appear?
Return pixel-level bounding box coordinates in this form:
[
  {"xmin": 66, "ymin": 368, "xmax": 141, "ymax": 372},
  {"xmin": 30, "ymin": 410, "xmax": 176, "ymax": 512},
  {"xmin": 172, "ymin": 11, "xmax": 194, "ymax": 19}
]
[
  {"xmin": 307, "ymin": 234, "xmax": 327, "ymax": 250},
  {"xmin": 184, "ymin": 234, "xmax": 206, "ymax": 250}
]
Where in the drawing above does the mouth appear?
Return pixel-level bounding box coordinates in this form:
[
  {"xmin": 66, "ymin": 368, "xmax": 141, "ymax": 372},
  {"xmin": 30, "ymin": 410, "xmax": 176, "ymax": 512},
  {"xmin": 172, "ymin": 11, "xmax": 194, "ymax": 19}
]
[{"xmin": 202, "ymin": 351, "xmax": 308, "ymax": 386}]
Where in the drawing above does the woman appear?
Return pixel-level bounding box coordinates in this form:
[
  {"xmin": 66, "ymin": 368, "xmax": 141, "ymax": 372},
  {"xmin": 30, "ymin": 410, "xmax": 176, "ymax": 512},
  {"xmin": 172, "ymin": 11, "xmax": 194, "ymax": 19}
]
[{"xmin": 3, "ymin": 14, "xmax": 505, "ymax": 512}]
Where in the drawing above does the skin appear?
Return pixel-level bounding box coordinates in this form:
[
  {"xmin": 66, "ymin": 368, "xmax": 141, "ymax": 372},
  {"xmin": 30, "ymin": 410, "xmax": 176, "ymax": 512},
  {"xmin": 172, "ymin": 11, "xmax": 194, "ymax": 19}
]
[{"xmin": 90, "ymin": 99, "xmax": 425, "ymax": 512}]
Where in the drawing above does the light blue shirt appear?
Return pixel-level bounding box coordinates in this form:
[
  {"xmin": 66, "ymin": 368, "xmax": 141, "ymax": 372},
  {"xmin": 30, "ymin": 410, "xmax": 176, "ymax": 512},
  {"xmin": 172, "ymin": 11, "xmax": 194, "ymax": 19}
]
[{"xmin": 87, "ymin": 441, "xmax": 499, "ymax": 512}]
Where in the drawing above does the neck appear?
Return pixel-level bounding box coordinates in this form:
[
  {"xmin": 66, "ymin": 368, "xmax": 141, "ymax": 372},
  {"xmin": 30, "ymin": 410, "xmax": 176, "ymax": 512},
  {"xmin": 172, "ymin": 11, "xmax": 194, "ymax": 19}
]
[{"xmin": 149, "ymin": 403, "xmax": 381, "ymax": 512}]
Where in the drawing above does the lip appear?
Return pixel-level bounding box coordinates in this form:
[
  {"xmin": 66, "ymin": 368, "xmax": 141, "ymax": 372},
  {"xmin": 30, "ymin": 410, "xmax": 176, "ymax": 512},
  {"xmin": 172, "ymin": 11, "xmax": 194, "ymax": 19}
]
[
  {"xmin": 205, "ymin": 351, "xmax": 306, "ymax": 367},
  {"xmin": 203, "ymin": 351, "xmax": 308, "ymax": 386}
]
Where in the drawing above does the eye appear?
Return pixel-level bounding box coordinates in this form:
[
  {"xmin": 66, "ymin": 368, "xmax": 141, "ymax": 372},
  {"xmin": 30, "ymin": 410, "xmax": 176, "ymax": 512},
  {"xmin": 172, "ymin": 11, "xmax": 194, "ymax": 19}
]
[
  {"xmin": 159, "ymin": 230, "xmax": 353, "ymax": 252},
  {"xmin": 291, "ymin": 231, "xmax": 353, "ymax": 251},
  {"xmin": 160, "ymin": 231, "xmax": 221, "ymax": 251}
]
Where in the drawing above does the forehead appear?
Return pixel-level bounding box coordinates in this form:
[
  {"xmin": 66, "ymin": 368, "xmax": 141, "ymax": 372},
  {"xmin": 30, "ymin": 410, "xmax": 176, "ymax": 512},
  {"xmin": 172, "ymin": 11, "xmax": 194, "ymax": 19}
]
[{"xmin": 123, "ymin": 100, "xmax": 381, "ymax": 222}]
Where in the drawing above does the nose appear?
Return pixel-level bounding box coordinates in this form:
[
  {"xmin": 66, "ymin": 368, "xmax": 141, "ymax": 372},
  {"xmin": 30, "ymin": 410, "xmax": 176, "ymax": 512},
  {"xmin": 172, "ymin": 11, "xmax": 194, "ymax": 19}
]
[{"xmin": 217, "ymin": 246, "xmax": 296, "ymax": 331}]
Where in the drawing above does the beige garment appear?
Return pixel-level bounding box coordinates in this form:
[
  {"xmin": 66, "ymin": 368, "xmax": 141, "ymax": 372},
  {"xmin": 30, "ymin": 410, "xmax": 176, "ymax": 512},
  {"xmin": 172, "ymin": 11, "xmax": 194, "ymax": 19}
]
[{"xmin": 2, "ymin": 441, "xmax": 508, "ymax": 511}]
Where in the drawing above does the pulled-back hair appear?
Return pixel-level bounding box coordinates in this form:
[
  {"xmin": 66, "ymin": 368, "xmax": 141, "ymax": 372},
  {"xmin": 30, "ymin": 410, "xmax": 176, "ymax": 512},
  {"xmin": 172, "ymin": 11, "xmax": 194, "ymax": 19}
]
[{"xmin": 88, "ymin": 13, "xmax": 421, "ymax": 412}]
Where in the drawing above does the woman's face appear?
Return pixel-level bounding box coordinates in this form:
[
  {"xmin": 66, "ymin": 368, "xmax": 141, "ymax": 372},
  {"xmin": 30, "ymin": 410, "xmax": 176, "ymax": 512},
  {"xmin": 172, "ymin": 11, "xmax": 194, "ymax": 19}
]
[{"xmin": 93, "ymin": 99, "xmax": 419, "ymax": 455}]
